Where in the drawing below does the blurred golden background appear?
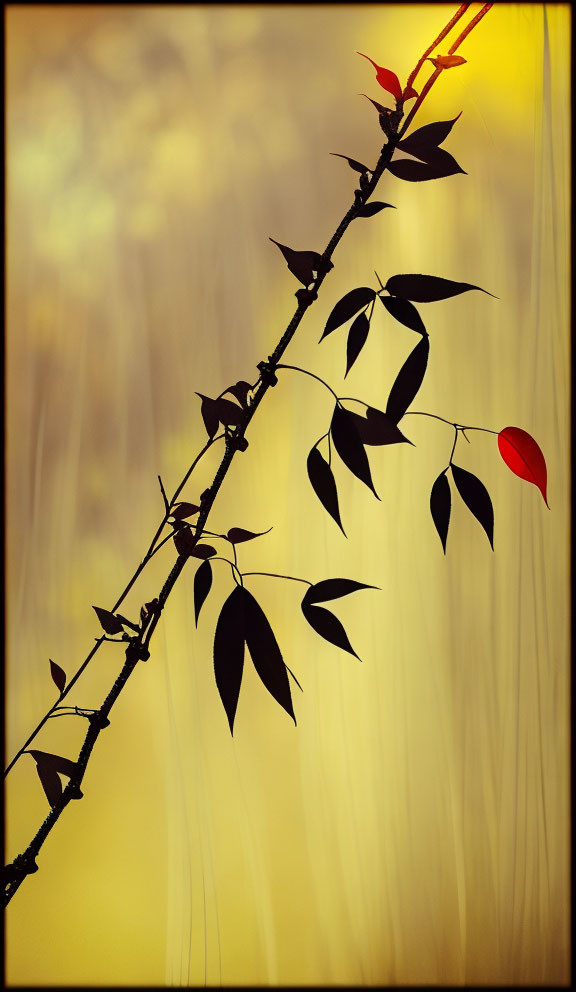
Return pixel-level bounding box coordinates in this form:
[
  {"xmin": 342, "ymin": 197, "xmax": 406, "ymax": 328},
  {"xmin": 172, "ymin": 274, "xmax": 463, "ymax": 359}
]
[{"xmin": 5, "ymin": 4, "xmax": 570, "ymax": 986}]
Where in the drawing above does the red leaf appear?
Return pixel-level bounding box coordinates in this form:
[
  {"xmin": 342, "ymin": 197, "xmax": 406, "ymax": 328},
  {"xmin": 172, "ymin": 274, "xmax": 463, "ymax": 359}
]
[
  {"xmin": 498, "ymin": 427, "xmax": 549, "ymax": 507},
  {"xmin": 49, "ymin": 659, "xmax": 66, "ymax": 694},
  {"xmin": 402, "ymin": 85, "xmax": 419, "ymax": 100},
  {"xmin": 356, "ymin": 52, "xmax": 402, "ymax": 102}
]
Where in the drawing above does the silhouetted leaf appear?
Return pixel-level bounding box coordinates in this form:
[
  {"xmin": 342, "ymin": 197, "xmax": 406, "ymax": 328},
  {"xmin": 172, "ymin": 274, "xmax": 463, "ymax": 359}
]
[
  {"xmin": 301, "ymin": 602, "xmax": 359, "ymax": 659},
  {"xmin": 386, "ymin": 335, "xmax": 430, "ymax": 423},
  {"xmin": 345, "ymin": 312, "xmax": 370, "ymax": 376},
  {"xmin": 321, "ymin": 287, "xmax": 375, "ymax": 340},
  {"xmin": 356, "ymin": 52, "xmax": 403, "ymax": 101},
  {"xmin": 396, "ymin": 113, "xmax": 462, "ymax": 156},
  {"xmin": 215, "ymin": 397, "xmax": 244, "ymax": 427},
  {"xmin": 192, "ymin": 544, "xmax": 217, "ymax": 559},
  {"xmin": 307, "ymin": 447, "xmax": 346, "ymax": 535},
  {"xmin": 213, "ymin": 585, "xmax": 246, "ymax": 734},
  {"xmin": 49, "ymin": 660, "xmax": 66, "ymax": 694},
  {"xmin": 498, "ymin": 426, "xmax": 549, "ymax": 506},
  {"xmin": 430, "ymin": 471, "xmax": 451, "ymax": 553},
  {"xmin": 227, "ymin": 526, "xmax": 273, "ymax": 544},
  {"xmin": 380, "ymin": 295, "xmax": 427, "ymax": 335},
  {"xmin": 357, "ymin": 202, "xmax": 395, "ymax": 217},
  {"xmin": 171, "ymin": 502, "xmax": 200, "ymax": 520},
  {"xmin": 194, "ymin": 560, "xmax": 213, "ymax": 626},
  {"xmin": 451, "ymin": 463, "xmax": 494, "ymax": 549},
  {"xmin": 347, "ymin": 407, "xmax": 412, "ymax": 445},
  {"xmin": 331, "ymin": 152, "xmax": 371, "ymax": 174},
  {"xmin": 388, "ymin": 153, "xmax": 465, "ymax": 181},
  {"xmin": 173, "ymin": 527, "xmax": 196, "ymax": 556},
  {"xmin": 361, "ymin": 93, "xmax": 389, "ymax": 115},
  {"xmin": 93, "ymin": 606, "xmax": 124, "ymax": 635},
  {"xmin": 196, "ymin": 393, "xmax": 219, "ymax": 438},
  {"xmin": 385, "ymin": 273, "xmax": 496, "ymax": 302},
  {"xmin": 330, "ymin": 404, "xmax": 379, "ymax": 498},
  {"xmin": 243, "ymin": 589, "xmax": 296, "ymax": 725},
  {"xmin": 29, "ymin": 750, "xmax": 78, "ymax": 808},
  {"xmin": 225, "ymin": 381, "xmax": 252, "ymax": 407},
  {"xmin": 304, "ymin": 578, "xmax": 378, "ymax": 605},
  {"xmin": 428, "ymin": 54, "xmax": 467, "ymax": 69},
  {"xmin": 270, "ymin": 238, "xmax": 333, "ymax": 286}
]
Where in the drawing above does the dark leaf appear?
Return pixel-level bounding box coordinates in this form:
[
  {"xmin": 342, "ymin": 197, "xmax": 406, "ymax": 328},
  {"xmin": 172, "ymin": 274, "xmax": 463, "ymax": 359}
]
[
  {"xmin": 451, "ymin": 463, "xmax": 494, "ymax": 549},
  {"xmin": 196, "ymin": 393, "xmax": 220, "ymax": 438},
  {"xmin": 49, "ymin": 660, "xmax": 66, "ymax": 694},
  {"xmin": 215, "ymin": 397, "xmax": 244, "ymax": 427},
  {"xmin": 430, "ymin": 471, "xmax": 451, "ymax": 553},
  {"xmin": 321, "ymin": 287, "xmax": 375, "ymax": 341},
  {"xmin": 173, "ymin": 527, "xmax": 196, "ymax": 556},
  {"xmin": 356, "ymin": 52, "xmax": 403, "ymax": 102},
  {"xmin": 29, "ymin": 750, "xmax": 78, "ymax": 808},
  {"xmin": 243, "ymin": 589, "xmax": 296, "ymax": 725},
  {"xmin": 194, "ymin": 560, "xmax": 213, "ymax": 626},
  {"xmin": 347, "ymin": 407, "xmax": 412, "ymax": 445},
  {"xmin": 171, "ymin": 502, "xmax": 200, "ymax": 520},
  {"xmin": 225, "ymin": 380, "xmax": 252, "ymax": 407},
  {"xmin": 270, "ymin": 238, "xmax": 332, "ymax": 286},
  {"xmin": 385, "ymin": 273, "xmax": 496, "ymax": 302},
  {"xmin": 227, "ymin": 526, "xmax": 272, "ymax": 544},
  {"xmin": 345, "ymin": 312, "xmax": 370, "ymax": 376},
  {"xmin": 361, "ymin": 93, "xmax": 390, "ymax": 115},
  {"xmin": 380, "ymin": 295, "xmax": 427, "ymax": 335},
  {"xmin": 396, "ymin": 113, "xmax": 462, "ymax": 156},
  {"xmin": 304, "ymin": 578, "xmax": 378, "ymax": 605},
  {"xmin": 330, "ymin": 404, "xmax": 379, "ymax": 498},
  {"xmin": 386, "ymin": 335, "xmax": 430, "ymax": 423},
  {"xmin": 388, "ymin": 153, "xmax": 465, "ymax": 182},
  {"xmin": 213, "ymin": 585, "xmax": 246, "ymax": 734},
  {"xmin": 307, "ymin": 447, "xmax": 346, "ymax": 535},
  {"xmin": 357, "ymin": 202, "xmax": 395, "ymax": 217},
  {"xmin": 331, "ymin": 152, "xmax": 371, "ymax": 174},
  {"xmin": 192, "ymin": 544, "xmax": 217, "ymax": 559},
  {"xmin": 93, "ymin": 606, "xmax": 124, "ymax": 635},
  {"xmin": 301, "ymin": 602, "xmax": 359, "ymax": 659}
]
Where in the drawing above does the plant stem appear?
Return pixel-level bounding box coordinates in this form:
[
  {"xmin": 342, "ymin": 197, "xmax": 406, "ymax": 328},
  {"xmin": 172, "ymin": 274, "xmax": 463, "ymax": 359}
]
[
  {"xmin": 243, "ymin": 572, "xmax": 312, "ymax": 586},
  {"xmin": 4, "ymin": 2, "xmax": 494, "ymax": 905},
  {"xmin": 276, "ymin": 364, "xmax": 339, "ymax": 401}
]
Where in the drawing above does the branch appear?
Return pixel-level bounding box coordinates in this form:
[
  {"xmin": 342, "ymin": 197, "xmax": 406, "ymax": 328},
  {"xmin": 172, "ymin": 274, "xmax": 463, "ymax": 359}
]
[{"xmin": 4, "ymin": 2, "xmax": 494, "ymax": 907}]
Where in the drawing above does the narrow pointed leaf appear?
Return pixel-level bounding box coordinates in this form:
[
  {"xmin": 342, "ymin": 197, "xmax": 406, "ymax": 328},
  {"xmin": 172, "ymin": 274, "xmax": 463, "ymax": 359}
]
[
  {"xmin": 331, "ymin": 152, "xmax": 371, "ymax": 174},
  {"xmin": 173, "ymin": 527, "xmax": 196, "ymax": 556},
  {"xmin": 307, "ymin": 447, "xmax": 346, "ymax": 535},
  {"xmin": 215, "ymin": 397, "xmax": 244, "ymax": 427},
  {"xmin": 227, "ymin": 526, "xmax": 273, "ymax": 544},
  {"xmin": 396, "ymin": 114, "xmax": 462, "ymax": 155},
  {"xmin": 304, "ymin": 578, "xmax": 378, "ymax": 605},
  {"xmin": 356, "ymin": 52, "xmax": 403, "ymax": 102},
  {"xmin": 330, "ymin": 404, "xmax": 379, "ymax": 498},
  {"xmin": 345, "ymin": 312, "xmax": 370, "ymax": 376},
  {"xmin": 321, "ymin": 287, "xmax": 375, "ymax": 340},
  {"xmin": 357, "ymin": 202, "xmax": 395, "ymax": 217},
  {"xmin": 49, "ymin": 660, "xmax": 66, "ymax": 694},
  {"xmin": 93, "ymin": 606, "xmax": 124, "ymax": 635},
  {"xmin": 196, "ymin": 393, "xmax": 219, "ymax": 438},
  {"xmin": 386, "ymin": 273, "xmax": 496, "ymax": 302},
  {"xmin": 301, "ymin": 602, "xmax": 359, "ymax": 659},
  {"xmin": 361, "ymin": 93, "xmax": 389, "ymax": 115},
  {"xmin": 498, "ymin": 426, "xmax": 549, "ymax": 506},
  {"xmin": 243, "ymin": 589, "xmax": 295, "ymax": 724},
  {"xmin": 380, "ymin": 295, "xmax": 427, "ymax": 335},
  {"xmin": 225, "ymin": 381, "xmax": 252, "ymax": 407},
  {"xmin": 34, "ymin": 760, "xmax": 62, "ymax": 808},
  {"xmin": 171, "ymin": 502, "xmax": 200, "ymax": 520},
  {"xmin": 388, "ymin": 154, "xmax": 465, "ymax": 182},
  {"xmin": 402, "ymin": 85, "xmax": 419, "ymax": 100},
  {"xmin": 270, "ymin": 239, "xmax": 332, "ymax": 286},
  {"xmin": 386, "ymin": 335, "xmax": 430, "ymax": 423},
  {"xmin": 194, "ymin": 560, "xmax": 213, "ymax": 626},
  {"xmin": 430, "ymin": 471, "xmax": 451, "ymax": 553},
  {"xmin": 348, "ymin": 407, "xmax": 412, "ymax": 445},
  {"xmin": 428, "ymin": 55, "xmax": 467, "ymax": 69},
  {"xmin": 451, "ymin": 463, "xmax": 494, "ymax": 549},
  {"xmin": 213, "ymin": 585, "xmax": 246, "ymax": 734}
]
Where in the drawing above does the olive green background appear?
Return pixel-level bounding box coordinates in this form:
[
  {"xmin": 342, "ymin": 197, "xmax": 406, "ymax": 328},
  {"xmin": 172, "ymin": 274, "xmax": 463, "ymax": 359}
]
[{"xmin": 6, "ymin": 4, "xmax": 570, "ymax": 986}]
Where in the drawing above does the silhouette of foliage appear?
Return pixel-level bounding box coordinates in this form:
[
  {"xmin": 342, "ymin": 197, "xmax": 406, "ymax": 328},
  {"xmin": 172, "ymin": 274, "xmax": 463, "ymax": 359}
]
[
  {"xmin": 49, "ymin": 660, "xmax": 66, "ymax": 694},
  {"xmin": 451, "ymin": 463, "xmax": 494, "ymax": 549},
  {"xmin": 330, "ymin": 404, "xmax": 379, "ymax": 498},
  {"xmin": 430, "ymin": 471, "xmax": 451, "ymax": 553},
  {"xmin": 306, "ymin": 446, "xmax": 346, "ymax": 535},
  {"xmin": 321, "ymin": 287, "xmax": 375, "ymax": 341},
  {"xmin": 386, "ymin": 335, "xmax": 430, "ymax": 423},
  {"xmin": 194, "ymin": 561, "xmax": 213, "ymax": 626}
]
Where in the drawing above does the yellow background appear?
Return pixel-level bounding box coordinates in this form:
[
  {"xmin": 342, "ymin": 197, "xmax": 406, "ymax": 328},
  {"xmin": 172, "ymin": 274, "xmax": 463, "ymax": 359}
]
[{"xmin": 5, "ymin": 4, "xmax": 570, "ymax": 986}]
